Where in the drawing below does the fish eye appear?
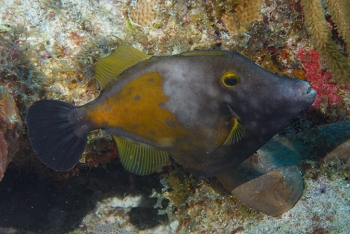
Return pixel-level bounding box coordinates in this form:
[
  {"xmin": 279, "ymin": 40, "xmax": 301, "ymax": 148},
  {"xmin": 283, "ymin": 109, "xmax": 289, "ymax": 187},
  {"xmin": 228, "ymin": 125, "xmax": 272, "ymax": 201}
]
[{"xmin": 222, "ymin": 71, "xmax": 240, "ymax": 88}]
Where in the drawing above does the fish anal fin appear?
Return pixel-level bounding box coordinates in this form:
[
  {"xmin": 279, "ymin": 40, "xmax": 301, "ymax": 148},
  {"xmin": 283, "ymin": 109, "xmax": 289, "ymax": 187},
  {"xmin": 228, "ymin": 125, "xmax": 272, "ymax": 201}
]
[
  {"xmin": 113, "ymin": 136, "xmax": 170, "ymax": 176},
  {"xmin": 95, "ymin": 46, "xmax": 151, "ymax": 89}
]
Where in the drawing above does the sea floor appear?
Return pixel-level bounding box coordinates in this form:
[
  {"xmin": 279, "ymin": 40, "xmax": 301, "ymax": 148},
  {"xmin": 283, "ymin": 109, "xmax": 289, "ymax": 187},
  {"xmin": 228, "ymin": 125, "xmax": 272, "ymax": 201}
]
[{"xmin": 0, "ymin": 157, "xmax": 349, "ymax": 234}]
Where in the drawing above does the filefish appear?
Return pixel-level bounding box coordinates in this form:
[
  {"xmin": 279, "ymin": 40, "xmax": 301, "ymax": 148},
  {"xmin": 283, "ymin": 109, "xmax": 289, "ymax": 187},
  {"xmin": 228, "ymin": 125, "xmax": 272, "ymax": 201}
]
[{"xmin": 26, "ymin": 46, "xmax": 316, "ymax": 177}]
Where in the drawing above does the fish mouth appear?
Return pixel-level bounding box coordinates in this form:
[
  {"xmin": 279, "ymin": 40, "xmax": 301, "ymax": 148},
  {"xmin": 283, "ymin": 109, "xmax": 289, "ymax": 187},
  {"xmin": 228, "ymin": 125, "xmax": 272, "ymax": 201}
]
[
  {"xmin": 306, "ymin": 85, "xmax": 315, "ymax": 95},
  {"xmin": 302, "ymin": 82, "xmax": 316, "ymax": 102},
  {"xmin": 305, "ymin": 83, "xmax": 316, "ymax": 96}
]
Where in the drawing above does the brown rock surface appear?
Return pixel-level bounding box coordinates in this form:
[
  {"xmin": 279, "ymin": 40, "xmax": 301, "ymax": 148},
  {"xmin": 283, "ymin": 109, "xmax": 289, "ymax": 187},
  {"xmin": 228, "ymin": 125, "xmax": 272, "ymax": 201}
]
[
  {"xmin": 0, "ymin": 86, "xmax": 23, "ymax": 181},
  {"xmin": 231, "ymin": 166, "xmax": 303, "ymax": 216},
  {"xmin": 216, "ymin": 136, "xmax": 304, "ymax": 216}
]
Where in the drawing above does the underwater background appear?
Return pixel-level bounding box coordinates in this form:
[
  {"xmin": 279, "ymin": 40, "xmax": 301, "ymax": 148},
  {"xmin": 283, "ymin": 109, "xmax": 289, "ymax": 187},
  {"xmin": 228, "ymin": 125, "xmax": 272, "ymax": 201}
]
[{"xmin": 0, "ymin": 0, "xmax": 349, "ymax": 233}]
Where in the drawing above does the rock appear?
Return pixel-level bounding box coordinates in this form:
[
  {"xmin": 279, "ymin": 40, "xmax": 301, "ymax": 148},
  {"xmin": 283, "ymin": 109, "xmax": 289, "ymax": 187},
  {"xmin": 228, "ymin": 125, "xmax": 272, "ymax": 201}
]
[
  {"xmin": 298, "ymin": 121, "xmax": 350, "ymax": 162},
  {"xmin": 216, "ymin": 121, "xmax": 350, "ymax": 216},
  {"xmin": 231, "ymin": 166, "xmax": 303, "ymax": 216},
  {"xmin": 176, "ymin": 0, "xmax": 188, "ymax": 20},
  {"xmin": 0, "ymin": 86, "xmax": 22, "ymax": 181},
  {"xmin": 216, "ymin": 136, "xmax": 304, "ymax": 216},
  {"xmin": 326, "ymin": 139, "xmax": 350, "ymax": 162}
]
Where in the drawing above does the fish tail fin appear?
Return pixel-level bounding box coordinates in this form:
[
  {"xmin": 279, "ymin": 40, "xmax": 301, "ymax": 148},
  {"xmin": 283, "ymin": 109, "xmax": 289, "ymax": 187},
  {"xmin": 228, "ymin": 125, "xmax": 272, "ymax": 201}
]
[{"xmin": 26, "ymin": 100, "xmax": 89, "ymax": 171}]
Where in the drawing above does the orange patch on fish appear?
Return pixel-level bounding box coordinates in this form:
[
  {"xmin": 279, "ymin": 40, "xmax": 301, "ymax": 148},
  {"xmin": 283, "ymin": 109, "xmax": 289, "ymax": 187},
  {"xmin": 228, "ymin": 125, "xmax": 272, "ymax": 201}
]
[{"xmin": 87, "ymin": 72, "xmax": 191, "ymax": 147}]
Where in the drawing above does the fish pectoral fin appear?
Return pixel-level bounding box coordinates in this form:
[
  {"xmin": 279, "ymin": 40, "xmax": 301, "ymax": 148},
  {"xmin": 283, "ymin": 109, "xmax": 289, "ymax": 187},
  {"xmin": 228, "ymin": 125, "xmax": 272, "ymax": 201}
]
[
  {"xmin": 223, "ymin": 117, "xmax": 262, "ymax": 160},
  {"xmin": 224, "ymin": 117, "xmax": 246, "ymax": 146},
  {"xmin": 113, "ymin": 136, "xmax": 170, "ymax": 176},
  {"xmin": 95, "ymin": 46, "xmax": 151, "ymax": 89}
]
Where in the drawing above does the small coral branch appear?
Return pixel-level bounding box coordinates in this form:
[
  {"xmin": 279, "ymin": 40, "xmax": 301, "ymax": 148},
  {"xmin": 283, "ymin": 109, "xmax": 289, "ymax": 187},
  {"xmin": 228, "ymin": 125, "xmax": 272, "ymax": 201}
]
[
  {"xmin": 301, "ymin": 0, "xmax": 350, "ymax": 87},
  {"xmin": 325, "ymin": 0, "xmax": 350, "ymax": 56}
]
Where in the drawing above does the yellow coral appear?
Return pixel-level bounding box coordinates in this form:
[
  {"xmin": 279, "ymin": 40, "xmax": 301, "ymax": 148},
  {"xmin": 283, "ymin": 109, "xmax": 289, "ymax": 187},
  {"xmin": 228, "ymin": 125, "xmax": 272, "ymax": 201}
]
[
  {"xmin": 129, "ymin": 0, "xmax": 157, "ymax": 27},
  {"xmin": 221, "ymin": 0, "xmax": 265, "ymax": 35},
  {"xmin": 301, "ymin": 0, "xmax": 350, "ymax": 87},
  {"xmin": 325, "ymin": 0, "xmax": 350, "ymax": 60},
  {"xmin": 221, "ymin": 12, "xmax": 239, "ymax": 35}
]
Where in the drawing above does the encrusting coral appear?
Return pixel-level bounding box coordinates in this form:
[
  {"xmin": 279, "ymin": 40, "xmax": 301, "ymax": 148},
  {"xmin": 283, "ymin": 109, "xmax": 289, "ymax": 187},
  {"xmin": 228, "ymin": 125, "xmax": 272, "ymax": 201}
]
[
  {"xmin": 221, "ymin": 0, "xmax": 265, "ymax": 35},
  {"xmin": 297, "ymin": 48, "xmax": 350, "ymax": 118},
  {"xmin": 301, "ymin": 0, "xmax": 350, "ymax": 87},
  {"xmin": 129, "ymin": 0, "xmax": 158, "ymax": 27}
]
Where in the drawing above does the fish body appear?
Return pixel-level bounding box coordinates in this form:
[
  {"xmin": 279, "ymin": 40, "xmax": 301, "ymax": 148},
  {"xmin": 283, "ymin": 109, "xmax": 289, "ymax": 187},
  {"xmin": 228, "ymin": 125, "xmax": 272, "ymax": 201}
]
[{"xmin": 26, "ymin": 47, "xmax": 316, "ymax": 177}]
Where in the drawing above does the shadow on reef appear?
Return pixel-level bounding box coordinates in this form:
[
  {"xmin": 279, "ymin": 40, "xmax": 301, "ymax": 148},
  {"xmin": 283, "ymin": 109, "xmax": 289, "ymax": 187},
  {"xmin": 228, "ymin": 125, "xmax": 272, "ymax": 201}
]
[
  {"xmin": 216, "ymin": 108, "xmax": 350, "ymax": 216},
  {"xmin": 0, "ymin": 158, "xmax": 168, "ymax": 233}
]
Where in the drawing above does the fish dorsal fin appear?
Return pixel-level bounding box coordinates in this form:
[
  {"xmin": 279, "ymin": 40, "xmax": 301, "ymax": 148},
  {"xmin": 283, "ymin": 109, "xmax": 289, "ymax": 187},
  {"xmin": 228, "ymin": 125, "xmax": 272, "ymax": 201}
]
[
  {"xmin": 178, "ymin": 50, "xmax": 226, "ymax": 57},
  {"xmin": 224, "ymin": 117, "xmax": 246, "ymax": 146},
  {"xmin": 95, "ymin": 46, "xmax": 151, "ymax": 89},
  {"xmin": 113, "ymin": 136, "xmax": 170, "ymax": 176}
]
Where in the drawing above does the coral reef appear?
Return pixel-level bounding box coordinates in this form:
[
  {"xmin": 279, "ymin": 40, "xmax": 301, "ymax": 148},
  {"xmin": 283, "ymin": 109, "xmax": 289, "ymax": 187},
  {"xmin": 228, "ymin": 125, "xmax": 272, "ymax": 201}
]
[
  {"xmin": 221, "ymin": 0, "xmax": 265, "ymax": 35},
  {"xmin": 0, "ymin": 86, "xmax": 22, "ymax": 181},
  {"xmin": 0, "ymin": 0, "xmax": 349, "ymax": 233},
  {"xmin": 129, "ymin": 0, "xmax": 158, "ymax": 27},
  {"xmin": 176, "ymin": 0, "xmax": 188, "ymax": 20},
  {"xmin": 92, "ymin": 224, "xmax": 134, "ymax": 234},
  {"xmin": 297, "ymin": 48, "xmax": 350, "ymax": 118},
  {"xmin": 301, "ymin": 0, "xmax": 350, "ymax": 87}
]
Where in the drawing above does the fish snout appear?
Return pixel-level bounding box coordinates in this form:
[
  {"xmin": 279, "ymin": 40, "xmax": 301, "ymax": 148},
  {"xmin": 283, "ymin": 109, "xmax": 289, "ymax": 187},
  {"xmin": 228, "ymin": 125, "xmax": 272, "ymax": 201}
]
[{"xmin": 300, "ymin": 80, "xmax": 316, "ymax": 104}]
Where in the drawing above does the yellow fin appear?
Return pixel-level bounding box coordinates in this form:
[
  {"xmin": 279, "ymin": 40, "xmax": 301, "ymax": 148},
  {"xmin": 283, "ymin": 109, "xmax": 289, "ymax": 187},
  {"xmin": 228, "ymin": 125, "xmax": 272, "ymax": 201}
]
[
  {"xmin": 224, "ymin": 117, "xmax": 246, "ymax": 146},
  {"xmin": 113, "ymin": 136, "xmax": 170, "ymax": 176},
  {"xmin": 95, "ymin": 46, "xmax": 151, "ymax": 89},
  {"xmin": 178, "ymin": 50, "xmax": 226, "ymax": 57}
]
